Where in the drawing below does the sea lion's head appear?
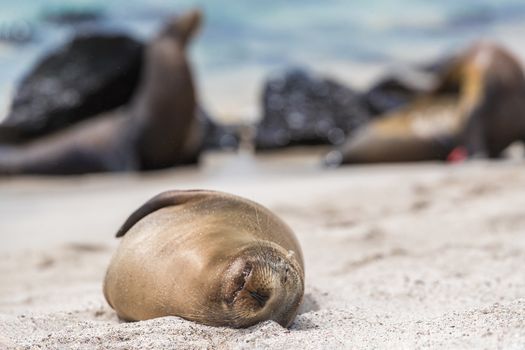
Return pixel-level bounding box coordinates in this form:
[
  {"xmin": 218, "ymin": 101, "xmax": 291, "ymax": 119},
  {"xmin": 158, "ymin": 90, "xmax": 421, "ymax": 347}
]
[
  {"xmin": 214, "ymin": 241, "xmax": 304, "ymax": 328},
  {"xmin": 161, "ymin": 9, "xmax": 202, "ymax": 47}
]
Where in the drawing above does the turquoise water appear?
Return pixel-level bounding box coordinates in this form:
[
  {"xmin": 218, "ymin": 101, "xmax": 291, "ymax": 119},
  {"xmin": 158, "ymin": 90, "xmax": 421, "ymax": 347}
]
[{"xmin": 0, "ymin": 0, "xmax": 524, "ymax": 114}]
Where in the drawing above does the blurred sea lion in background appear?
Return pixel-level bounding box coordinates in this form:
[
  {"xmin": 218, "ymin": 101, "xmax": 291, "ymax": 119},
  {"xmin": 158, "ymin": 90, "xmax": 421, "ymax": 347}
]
[
  {"xmin": 104, "ymin": 190, "xmax": 305, "ymax": 328},
  {"xmin": 325, "ymin": 42, "xmax": 525, "ymax": 165},
  {"xmin": 0, "ymin": 9, "xmax": 202, "ymax": 175}
]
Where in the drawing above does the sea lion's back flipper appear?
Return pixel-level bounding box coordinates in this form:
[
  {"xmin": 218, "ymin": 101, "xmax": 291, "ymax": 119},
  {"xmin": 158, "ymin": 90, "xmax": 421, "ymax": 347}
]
[{"xmin": 116, "ymin": 189, "xmax": 209, "ymax": 237}]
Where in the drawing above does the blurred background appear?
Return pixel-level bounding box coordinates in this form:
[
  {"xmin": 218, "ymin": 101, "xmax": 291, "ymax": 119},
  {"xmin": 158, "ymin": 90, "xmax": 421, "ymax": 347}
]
[
  {"xmin": 2, "ymin": 2, "xmax": 525, "ymax": 348},
  {"xmin": 1, "ymin": 0, "xmax": 525, "ymax": 123}
]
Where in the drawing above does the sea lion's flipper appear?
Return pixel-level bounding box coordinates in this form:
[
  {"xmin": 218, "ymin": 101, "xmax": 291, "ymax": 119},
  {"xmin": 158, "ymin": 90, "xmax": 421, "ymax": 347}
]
[
  {"xmin": 163, "ymin": 9, "xmax": 202, "ymax": 47},
  {"xmin": 116, "ymin": 189, "xmax": 209, "ymax": 237}
]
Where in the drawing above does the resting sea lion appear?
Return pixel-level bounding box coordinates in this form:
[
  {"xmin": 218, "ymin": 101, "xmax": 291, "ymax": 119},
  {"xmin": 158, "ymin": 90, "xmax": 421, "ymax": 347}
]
[
  {"xmin": 325, "ymin": 42, "xmax": 525, "ymax": 165},
  {"xmin": 103, "ymin": 190, "xmax": 305, "ymax": 328},
  {"xmin": 0, "ymin": 10, "xmax": 202, "ymax": 175}
]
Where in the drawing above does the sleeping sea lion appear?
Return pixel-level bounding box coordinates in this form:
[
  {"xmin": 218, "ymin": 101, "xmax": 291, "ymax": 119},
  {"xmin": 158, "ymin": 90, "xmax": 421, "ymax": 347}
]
[
  {"xmin": 0, "ymin": 10, "xmax": 202, "ymax": 175},
  {"xmin": 325, "ymin": 42, "xmax": 525, "ymax": 165},
  {"xmin": 103, "ymin": 190, "xmax": 305, "ymax": 328}
]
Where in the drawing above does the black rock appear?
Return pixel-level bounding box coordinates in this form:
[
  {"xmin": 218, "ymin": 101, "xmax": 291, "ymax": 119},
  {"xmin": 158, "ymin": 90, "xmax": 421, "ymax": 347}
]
[
  {"xmin": 364, "ymin": 75, "xmax": 424, "ymax": 115},
  {"xmin": 364, "ymin": 62, "xmax": 450, "ymax": 116},
  {"xmin": 255, "ymin": 69, "xmax": 371, "ymax": 150},
  {"xmin": 0, "ymin": 33, "xmax": 143, "ymax": 142},
  {"xmin": 198, "ymin": 108, "xmax": 240, "ymax": 151}
]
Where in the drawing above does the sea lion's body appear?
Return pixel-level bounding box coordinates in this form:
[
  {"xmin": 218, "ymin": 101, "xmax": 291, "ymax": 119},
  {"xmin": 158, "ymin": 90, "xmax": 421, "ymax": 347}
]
[
  {"xmin": 456, "ymin": 43, "xmax": 525, "ymax": 157},
  {"xmin": 103, "ymin": 190, "xmax": 305, "ymax": 328},
  {"xmin": 0, "ymin": 10, "xmax": 202, "ymax": 175},
  {"xmin": 325, "ymin": 96, "xmax": 461, "ymax": 164},
  {"xmin": 0, "ymin": 111, "xmax": 134, "ymax": 174},
  {"xmin": 326, "ymin": 42, "xmax": 525, "ymax": 165}
]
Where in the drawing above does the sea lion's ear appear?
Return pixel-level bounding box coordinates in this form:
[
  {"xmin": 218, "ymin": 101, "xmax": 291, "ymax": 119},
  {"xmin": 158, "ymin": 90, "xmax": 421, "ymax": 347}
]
[{"xmin": 116, "ymin": 190, "xmax": 209, "ymax": 237}]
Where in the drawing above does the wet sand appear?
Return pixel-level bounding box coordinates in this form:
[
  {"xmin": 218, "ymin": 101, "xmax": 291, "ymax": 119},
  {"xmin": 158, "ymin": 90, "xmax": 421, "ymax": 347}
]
[{"xmin": 1, "ymin": 150, "xmax": 524, "ymax": 349}]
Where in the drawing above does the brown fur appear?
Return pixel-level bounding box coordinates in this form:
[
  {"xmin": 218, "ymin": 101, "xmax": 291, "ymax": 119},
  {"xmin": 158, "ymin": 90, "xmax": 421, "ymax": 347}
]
[
  {"xmin": 103, "ymin": 190, "xmax": 305, "ymax": 328},
  {"xmin": 326, "ymin": 42, "xmax": 525, "ymax": 165},
  {"xmin": 0, "ymin": 10, "xmax": 203, "ymax": 175}
]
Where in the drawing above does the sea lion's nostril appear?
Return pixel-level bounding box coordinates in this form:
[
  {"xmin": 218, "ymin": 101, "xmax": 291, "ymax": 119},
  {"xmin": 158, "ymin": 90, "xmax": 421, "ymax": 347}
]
[{"xmin": 249, "ymin": 291, "xmax": 269, "ymax": 307}]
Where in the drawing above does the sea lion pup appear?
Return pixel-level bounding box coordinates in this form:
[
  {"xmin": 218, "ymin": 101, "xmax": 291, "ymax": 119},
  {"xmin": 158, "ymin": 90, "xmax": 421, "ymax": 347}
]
[
  {"xmin": 0, "ymin": 10, "xmax": 202, "ymax": 175},
  {"xmin": 103, "ymin": 190, "xmax": 305, "ymax": 328},
  {"xmin": 325, "ymin": 42, "xmax": 525, "ymax": 165}
]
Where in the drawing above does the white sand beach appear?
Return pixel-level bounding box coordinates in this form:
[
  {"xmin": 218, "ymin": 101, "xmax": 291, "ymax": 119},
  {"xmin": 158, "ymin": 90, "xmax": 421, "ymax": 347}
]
[
  {"xmin": 2, "ymin": 2, "xmax": 525, "ymax": 348},
  {"xmin": 1, "ymin": 150, "xmax": 524, "ymax": 349}
]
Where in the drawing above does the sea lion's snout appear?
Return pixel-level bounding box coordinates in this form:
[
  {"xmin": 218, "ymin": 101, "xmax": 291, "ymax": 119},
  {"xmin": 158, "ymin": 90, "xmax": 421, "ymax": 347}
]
[
  {"xmin": 227, "ymin": 262, "xmax": 271, "ymax": 310},
  {"xmin": 222, "ymin": 245, "xmax": 304, "ymax": 328}
]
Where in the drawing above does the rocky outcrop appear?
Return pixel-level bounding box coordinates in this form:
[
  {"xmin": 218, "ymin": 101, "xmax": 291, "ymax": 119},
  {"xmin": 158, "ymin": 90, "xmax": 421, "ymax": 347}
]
[
  {"xmin": 256, "ymin": 69, "xmax": 371, "ymax": 150},
  {"xmin": 0, "ymin": 33, "xmax": 143, "ymax": 143},
  {"xmin": 364, "ymin": 74, "xmax": 427, "ymax": 115}
]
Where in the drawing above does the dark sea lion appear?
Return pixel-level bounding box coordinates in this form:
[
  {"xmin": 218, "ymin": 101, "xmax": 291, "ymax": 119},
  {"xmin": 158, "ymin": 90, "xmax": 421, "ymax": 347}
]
[
  {"xmin": 325, "ymin": 42, "xmax": 525, "ymax": 165},
  {"xmin": 103, "ymin": 190, "xmax": 305, "ymax": 328},
  {"xmin": 0, "ymin": 10, "xmax": 202, "ymax": 175}
]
